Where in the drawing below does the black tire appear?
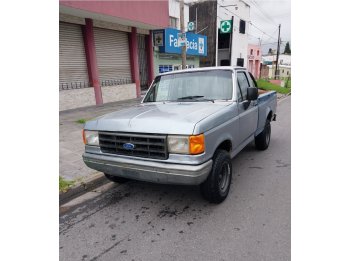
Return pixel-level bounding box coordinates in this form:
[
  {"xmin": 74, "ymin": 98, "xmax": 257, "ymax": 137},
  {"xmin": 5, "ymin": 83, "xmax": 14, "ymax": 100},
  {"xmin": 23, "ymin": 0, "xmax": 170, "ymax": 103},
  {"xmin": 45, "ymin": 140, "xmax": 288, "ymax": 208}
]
[
  {"xmin": 200, "ymin": 150, "xmax": 232, "ymax": 203},
  {"xmin": 104, "ymin": 173, "xmax": 129, "ymax": 183},
  {"xmin": 255, "ymin": 119, "xmax": 271, "ymax": 150}
]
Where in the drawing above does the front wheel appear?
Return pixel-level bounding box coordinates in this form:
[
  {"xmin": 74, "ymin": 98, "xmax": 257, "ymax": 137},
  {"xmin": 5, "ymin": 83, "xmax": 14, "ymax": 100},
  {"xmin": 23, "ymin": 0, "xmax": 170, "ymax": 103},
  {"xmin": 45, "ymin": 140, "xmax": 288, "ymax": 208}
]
[
  {"xmin": 200, "ymin": 150, "xmax": 232, "ymax": 204},
  {"xmin": 255, "ymin": 119, "xmax": 271, "ymax": 150}
]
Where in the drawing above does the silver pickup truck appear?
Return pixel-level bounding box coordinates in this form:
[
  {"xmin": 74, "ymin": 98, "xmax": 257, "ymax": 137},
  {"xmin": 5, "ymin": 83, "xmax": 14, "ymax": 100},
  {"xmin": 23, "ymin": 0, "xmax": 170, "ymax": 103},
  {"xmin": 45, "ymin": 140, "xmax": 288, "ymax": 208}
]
[{"xmin": 82, "ymin": 67, "xmax": 277, "ymax": 203}]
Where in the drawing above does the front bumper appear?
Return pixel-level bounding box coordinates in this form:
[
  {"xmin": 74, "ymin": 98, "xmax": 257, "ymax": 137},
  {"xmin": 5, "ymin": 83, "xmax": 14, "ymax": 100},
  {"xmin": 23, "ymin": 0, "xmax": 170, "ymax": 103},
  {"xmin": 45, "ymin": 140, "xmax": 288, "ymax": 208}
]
[{"xmin": 82, "ymin": 153, "xmax": 212, "ymax": 185}]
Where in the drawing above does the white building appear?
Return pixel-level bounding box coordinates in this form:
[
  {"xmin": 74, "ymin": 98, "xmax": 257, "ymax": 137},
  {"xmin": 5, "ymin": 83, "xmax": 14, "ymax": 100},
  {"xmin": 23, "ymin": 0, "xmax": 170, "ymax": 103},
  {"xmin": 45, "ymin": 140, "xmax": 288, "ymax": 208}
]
[
  {"xmin": 217, "ymin": 0, "xmax": 250, "ymax": 67},
  {"xmin": 262, "ymin": 54, "xmax": 291, "ymax": 66},
  {"xmin": 262, "ymin": 54, "xmax": 291, "ymax": 78},
  {"xmin": 168, "ymin": 0, "xmax": 189, "ymax": 30}
]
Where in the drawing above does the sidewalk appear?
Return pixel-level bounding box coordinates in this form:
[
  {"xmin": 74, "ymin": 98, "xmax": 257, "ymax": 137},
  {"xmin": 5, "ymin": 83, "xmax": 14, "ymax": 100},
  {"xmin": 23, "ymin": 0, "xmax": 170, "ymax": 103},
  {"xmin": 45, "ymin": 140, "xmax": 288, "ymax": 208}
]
[{"xmin": 59, "ymin": 97, "xmax": 143, "ymax": 183}]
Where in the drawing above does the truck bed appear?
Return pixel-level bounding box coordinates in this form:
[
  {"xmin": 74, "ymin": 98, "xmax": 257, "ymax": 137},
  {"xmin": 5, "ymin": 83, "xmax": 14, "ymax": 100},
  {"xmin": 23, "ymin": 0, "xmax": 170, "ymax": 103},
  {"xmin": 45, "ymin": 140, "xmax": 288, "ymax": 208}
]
[
  {"xmin": 255, "ymin": 90, "xmax": 277, "ymax": 136},
  {"xmin": 258, "ymin": 89, "xmax": 271, "ymax": 95}
]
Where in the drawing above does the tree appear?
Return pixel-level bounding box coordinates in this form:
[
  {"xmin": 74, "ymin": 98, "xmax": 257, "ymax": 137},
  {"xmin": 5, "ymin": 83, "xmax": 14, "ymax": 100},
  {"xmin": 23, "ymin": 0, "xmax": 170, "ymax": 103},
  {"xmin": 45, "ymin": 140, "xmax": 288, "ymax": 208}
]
[{"xmin": 284, "ymin": 42, "xmax": 291, "ymax": 54}]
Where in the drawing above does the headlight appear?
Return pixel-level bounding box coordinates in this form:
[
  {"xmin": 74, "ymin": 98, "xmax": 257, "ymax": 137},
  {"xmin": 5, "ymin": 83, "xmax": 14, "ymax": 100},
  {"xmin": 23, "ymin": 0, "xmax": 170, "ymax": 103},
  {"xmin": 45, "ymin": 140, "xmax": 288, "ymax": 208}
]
[
  {"xmin": 168, "ymin": 134, "xmax": 205, "ymax": 155},
  {"xmin": 83, "ymin": 130, "xmax": 99, "ymax": 146},
  {"xmin": 168, "ymin": 136, "xmax": 189, "ymax": 154}
]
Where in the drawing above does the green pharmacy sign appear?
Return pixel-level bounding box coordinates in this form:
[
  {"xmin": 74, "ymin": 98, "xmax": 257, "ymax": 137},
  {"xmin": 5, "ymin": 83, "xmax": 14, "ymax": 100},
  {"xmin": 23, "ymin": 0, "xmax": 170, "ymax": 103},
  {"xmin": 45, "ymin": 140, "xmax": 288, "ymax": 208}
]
[
  {"xmin": 187, "ymin": 21, "xmax": 195, "ymax": 32},
  {"xmin": 220, "ymin": 20, "xmax": 232, "ymax": 33}
]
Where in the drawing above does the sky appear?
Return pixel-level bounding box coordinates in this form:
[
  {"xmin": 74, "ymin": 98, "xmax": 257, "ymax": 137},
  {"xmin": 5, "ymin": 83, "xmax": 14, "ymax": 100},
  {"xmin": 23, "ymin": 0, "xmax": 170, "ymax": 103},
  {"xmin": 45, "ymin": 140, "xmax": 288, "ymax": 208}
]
[{"xmin": 245, "ymin": 0, "xmax": 291, "ymax": 54}]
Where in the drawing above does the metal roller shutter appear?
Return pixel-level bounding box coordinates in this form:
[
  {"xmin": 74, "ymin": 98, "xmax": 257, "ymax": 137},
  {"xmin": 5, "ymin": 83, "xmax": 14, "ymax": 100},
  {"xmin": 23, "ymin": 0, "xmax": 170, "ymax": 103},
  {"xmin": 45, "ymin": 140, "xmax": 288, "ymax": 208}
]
[
  {"xmin": 94, "ymin": 27, "xmax": 132, "ymax": 86},
  {"xmin": 59, "ymin": 22, "xmax": 89, "ymax": 90}
]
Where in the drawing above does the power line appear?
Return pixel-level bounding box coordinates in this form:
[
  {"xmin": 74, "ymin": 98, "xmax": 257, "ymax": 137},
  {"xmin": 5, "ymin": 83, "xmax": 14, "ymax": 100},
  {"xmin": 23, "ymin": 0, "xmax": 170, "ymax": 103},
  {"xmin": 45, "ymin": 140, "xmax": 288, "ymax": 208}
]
[
  {"xmin": 248, "ymin": 33, "xmax": 261, "ymax": 39},
  {"xmin": 218, "ymin": 3, "xmax": 250, "ymax": 22},
  {"xmin": 260, "ymin": 41, "xmax": 286, "ymax": 47},
  {"xmin": 249, "ymin": 22, "xmax": 278, "ymax": 41},
  {"xmin": 248, "ymin": 0, "xmax": 277, "ymax": 26},
  {"xmin": 217, "ymin": 3, "xmax": 280, "ymax": 44},
  {"xmin": 261, "ymin": 28, "xmax": 279, "ymax": 44}
]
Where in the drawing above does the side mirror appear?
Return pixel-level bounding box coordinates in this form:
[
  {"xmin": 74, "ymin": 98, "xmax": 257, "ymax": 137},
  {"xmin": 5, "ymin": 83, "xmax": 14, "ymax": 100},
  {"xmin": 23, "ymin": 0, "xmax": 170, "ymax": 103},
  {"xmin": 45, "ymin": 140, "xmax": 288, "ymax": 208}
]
[{"xmin": 247, "ymin": 87, "xmax": 258, "ymax": 100}]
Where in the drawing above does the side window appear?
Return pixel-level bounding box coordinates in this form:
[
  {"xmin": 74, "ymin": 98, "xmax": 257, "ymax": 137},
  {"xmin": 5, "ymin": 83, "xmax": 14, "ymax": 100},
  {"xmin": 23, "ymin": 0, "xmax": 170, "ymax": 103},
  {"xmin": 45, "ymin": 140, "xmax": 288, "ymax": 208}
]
[
  {"xmin": 248, "ymin": 72, "xmax": 258, "ymax": 88},
  {"xmin": 237, "ymin": 72, "xmax": 250, "ymax": 101},
  {"xmin": 236, "ymin": 83, "xmax": 243, "ymax": 102}
]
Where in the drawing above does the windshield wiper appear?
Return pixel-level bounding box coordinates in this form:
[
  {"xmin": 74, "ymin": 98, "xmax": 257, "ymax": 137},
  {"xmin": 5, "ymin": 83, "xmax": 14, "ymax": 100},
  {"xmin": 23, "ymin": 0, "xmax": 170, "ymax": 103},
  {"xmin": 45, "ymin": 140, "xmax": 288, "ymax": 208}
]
[
  {"xmin": 177, "ymin": 96, "xmax": 214, "ymax": 103},
  {"xmin": 177, "ymin": 95, "xmax": 204, "ymax": 100}
]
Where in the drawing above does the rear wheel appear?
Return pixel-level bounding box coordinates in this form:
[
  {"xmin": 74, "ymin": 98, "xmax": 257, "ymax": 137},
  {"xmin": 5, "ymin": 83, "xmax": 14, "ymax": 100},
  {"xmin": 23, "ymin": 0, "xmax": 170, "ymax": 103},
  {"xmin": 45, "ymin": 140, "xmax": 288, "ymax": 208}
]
[
  {"xmin": 104, "ymin": 173, "xmax": 129, "ymax": 183},
  {"xmin": 255, "ymin": 119, "xmax": 271, "ymax": 150},
  {"xmin": 200, "ymin": 150, "xmax": 232, "ymax": 203}
]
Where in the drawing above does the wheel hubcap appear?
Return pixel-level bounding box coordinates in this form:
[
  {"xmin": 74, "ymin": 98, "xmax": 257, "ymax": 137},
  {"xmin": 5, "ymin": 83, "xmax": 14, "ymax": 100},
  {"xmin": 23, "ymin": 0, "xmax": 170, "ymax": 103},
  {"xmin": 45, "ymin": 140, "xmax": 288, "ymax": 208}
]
[
  {"xmin": 266, "ymin": 124, "xmax": 270, "ymax": 145},
  {"xmin": 218, "ymin": 162, "xmax": 231, "ymax": 193}
]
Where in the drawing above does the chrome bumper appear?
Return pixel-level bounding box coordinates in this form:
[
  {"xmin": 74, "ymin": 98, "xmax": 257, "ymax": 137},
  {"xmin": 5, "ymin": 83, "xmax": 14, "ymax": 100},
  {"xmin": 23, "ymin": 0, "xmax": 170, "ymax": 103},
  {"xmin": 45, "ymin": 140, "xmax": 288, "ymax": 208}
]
[{"xmin": 82, "ymin": 153, "xmax": 212, "ymax": 185}]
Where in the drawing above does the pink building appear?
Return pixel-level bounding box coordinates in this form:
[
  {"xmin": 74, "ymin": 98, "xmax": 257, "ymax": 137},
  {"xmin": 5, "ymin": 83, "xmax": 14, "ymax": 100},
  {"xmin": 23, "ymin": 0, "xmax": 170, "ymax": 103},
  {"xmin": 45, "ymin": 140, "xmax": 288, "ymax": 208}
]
[
  {"xmin": 247, "ymin": 44, "xmax": 261, "ymax": 79},
  {"xmin": 59, "ymin": 1, "xmax": 169, "ymax": 110}
]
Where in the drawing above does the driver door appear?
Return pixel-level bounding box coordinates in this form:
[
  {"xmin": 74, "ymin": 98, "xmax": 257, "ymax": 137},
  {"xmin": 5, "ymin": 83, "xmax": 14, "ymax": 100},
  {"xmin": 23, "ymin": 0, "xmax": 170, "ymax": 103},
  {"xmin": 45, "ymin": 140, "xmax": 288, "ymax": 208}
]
[{"xmin": 236, "ymin": 71, "xmax": 258, "ymax": 144}]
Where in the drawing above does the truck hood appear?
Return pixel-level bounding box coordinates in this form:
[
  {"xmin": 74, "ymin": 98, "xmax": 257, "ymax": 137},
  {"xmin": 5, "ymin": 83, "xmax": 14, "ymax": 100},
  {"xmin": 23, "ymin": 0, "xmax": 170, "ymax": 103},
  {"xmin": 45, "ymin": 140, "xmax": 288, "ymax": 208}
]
[{"xmin": 85, "ymin": 102, "xmax": 230, "ymax": 134}]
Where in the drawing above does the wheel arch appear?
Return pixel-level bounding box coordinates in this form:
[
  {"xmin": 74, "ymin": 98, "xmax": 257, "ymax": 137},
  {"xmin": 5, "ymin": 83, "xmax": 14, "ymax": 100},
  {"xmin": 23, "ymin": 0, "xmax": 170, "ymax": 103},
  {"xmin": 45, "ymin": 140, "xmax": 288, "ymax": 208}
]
[
  {"xmin": 267, "ymin": 110, "xmax": 273, "ymax": 121},
  {"xmin": 214, "ymin": 139, "xmax": 233, "ymax": 158}
]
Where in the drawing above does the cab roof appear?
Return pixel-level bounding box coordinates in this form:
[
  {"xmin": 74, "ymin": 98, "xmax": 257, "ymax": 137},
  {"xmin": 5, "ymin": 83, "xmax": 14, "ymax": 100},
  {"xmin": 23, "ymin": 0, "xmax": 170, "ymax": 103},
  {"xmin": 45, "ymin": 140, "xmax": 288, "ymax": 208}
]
[{"xmin": 158, "ymin": 66, "xmax": 247, "ymax": 76}]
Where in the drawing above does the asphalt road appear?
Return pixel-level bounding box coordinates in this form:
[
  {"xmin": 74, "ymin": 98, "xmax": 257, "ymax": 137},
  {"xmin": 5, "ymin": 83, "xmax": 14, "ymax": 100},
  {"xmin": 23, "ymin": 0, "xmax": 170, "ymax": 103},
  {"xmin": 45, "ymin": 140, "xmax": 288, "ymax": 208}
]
[{"xmin": 60, "ymin": 96, "xmax": 291, "ymax": 261}]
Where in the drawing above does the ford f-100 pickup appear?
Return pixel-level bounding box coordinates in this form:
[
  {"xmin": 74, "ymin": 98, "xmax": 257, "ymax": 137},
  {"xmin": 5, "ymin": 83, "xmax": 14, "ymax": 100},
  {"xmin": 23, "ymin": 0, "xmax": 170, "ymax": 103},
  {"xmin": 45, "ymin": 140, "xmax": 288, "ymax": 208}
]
[{"xmin": 82, "ymin": 67, "xmax": 277, "ymax": 203}]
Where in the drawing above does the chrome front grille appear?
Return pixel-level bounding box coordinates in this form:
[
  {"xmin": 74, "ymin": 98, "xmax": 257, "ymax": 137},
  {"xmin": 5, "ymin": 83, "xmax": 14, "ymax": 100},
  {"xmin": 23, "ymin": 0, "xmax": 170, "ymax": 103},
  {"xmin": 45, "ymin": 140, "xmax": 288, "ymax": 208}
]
[{"xmin": 98, "ymin": 132, "xmax": 168, "ymax": 160}]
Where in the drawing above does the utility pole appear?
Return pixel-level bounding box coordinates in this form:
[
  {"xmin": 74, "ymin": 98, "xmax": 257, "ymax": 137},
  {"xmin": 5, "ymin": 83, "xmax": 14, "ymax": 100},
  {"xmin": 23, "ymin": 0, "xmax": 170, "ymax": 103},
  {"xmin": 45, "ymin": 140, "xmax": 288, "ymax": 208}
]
[
  {"xmin": 215, "ymin": 16, "xmax": 218, "ymax": 67},
  {"xmin": 229, "ymin": 16, "xmax": 234, "ymax": 66},
  {"xmin": 180, "ymin": 0, "xmax": 187, "ymax": 69},
  {"xmin": 275, "ymin": 24, "xmax": 281, "ymax": 79},
  {"xmin": 195, "ymin": 7, "xmax": 197, "ymax": 33}
]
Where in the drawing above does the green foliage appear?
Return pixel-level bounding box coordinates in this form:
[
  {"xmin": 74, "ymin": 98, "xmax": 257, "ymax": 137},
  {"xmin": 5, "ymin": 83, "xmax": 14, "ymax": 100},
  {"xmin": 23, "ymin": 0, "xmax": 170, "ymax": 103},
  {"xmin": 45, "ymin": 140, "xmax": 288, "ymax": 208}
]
[
  {"xmin": 257, "ymin": 79, "xmax": 291, "ymax": 94},
  {"xmin": 59, "ymin": 176, "xmax": 75, "ymax": 192},
  {"xmin": 284, "ymin": 42, "xmax": 291, "ymax": 54},
  {"xmin": 76, "ymin": 119, "xmax": 87, "ymax": 124}
]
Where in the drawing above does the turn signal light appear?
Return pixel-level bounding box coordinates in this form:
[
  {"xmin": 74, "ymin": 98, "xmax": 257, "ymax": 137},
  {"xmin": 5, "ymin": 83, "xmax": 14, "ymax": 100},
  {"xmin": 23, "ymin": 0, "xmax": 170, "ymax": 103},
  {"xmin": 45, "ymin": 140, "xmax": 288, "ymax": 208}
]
[
  {"xmin": 189, "ymin": 134, "xmax": 205, "ymax": 155},
  {"xmin": 82, "ymin": 129, "xmax": 86, "ymax": 145}
]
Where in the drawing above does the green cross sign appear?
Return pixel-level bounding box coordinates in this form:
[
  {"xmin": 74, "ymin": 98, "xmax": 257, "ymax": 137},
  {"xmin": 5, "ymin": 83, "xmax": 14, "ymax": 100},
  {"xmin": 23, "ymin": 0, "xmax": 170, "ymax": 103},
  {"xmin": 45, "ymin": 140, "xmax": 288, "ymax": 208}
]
[
  {"xmin": 220, "ymin": 20, "xmax": 232, "ymax": 33},
  {"xmin": 187, "ymin": 21, "xmax": 195, "ymax": 32}
]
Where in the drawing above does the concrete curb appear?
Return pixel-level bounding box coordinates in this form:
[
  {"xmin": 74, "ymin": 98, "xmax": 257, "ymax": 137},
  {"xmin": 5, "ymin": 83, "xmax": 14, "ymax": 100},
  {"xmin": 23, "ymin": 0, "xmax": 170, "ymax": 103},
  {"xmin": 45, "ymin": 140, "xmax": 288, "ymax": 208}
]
[{"xmin": 59, "ymin": 172, "xmax": 109, "ymax": 206}]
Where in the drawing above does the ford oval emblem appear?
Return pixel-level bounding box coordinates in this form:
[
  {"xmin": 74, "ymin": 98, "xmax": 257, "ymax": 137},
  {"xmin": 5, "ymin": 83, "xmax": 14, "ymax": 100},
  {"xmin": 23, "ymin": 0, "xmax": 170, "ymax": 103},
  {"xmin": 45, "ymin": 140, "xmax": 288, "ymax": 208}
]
[{"xmin": 123, "ymin": 143, "xmax": 135, "ymax": 150}]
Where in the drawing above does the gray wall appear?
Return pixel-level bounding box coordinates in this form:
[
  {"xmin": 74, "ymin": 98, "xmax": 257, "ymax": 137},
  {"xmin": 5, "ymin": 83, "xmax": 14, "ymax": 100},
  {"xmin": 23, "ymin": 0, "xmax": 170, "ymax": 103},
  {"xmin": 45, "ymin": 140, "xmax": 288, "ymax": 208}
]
[{"xmin": 189, "ymin": 1, "xmax": 217, "ymax": 67}]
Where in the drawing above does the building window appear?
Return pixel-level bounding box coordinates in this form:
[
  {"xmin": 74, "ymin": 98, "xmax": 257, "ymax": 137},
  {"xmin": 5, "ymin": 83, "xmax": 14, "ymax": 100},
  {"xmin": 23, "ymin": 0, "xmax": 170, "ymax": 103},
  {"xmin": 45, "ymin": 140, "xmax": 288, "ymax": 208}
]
[
  {"xmin": 239, "ymin": 19, "xmax": 246, "ymax": 34},
  {"xmin": 159, "ymin": 65, "xmax": 173, "ymax": 74},
  {"xmin": 250, "ymin": 49, "xmax": 253, "ymax": 55},
  {"xmin": 169, "ymin": 17, "xmax": 178, "ymax": 29},
  {"xmin": 257, "ymin": 50, "xmax": 259, "ymax": 56},
  {"xmin": 287, "ymin": 71, "xmax": 289, "ymax": 75},
  {"xmin": 282, "ymin": 69, "xmax": 284, "ymax": 73}
]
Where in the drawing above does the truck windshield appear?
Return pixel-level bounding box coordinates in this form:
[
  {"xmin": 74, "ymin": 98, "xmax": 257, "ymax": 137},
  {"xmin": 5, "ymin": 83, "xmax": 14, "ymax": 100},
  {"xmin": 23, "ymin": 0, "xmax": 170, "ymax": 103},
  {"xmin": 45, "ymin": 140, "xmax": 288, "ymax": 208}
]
[{"xmin": 143, "ymin": 70, "xmax": 233, "ymax": 102}]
